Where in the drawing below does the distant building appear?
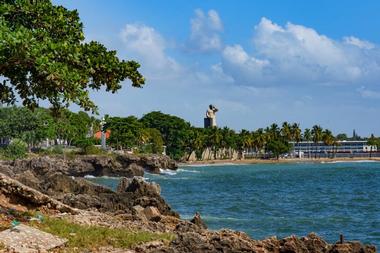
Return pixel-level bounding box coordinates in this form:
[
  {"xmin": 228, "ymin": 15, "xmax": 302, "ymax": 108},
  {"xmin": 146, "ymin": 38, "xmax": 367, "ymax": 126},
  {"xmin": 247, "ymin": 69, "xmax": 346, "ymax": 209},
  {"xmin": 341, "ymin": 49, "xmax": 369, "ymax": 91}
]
[{"xmin": 291, "ymin": 140, "xmax": 378, "ymax": 158}]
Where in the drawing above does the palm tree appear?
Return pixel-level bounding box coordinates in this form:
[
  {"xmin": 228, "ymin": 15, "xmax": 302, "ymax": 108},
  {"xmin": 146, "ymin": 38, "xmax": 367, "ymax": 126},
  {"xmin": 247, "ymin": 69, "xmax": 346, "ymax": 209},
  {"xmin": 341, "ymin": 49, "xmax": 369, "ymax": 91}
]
[
  {"xmin": 303, "ymin": 128, "xmax": 311, "ymax": 159},
  {"xmin": 322, "ymin": 129, "xmax": 334, "ymax": 158},
  {"xmin": 281, "ymin": 122, "xmax": 292, "ymax": 141},
  {"xmin": 253, "ymin": 128, "xmax": 266, "ymax": 158},
  {"xmin": 291, "ymin": 123, "xmax": 302, "ymax": 158},
  {"xmin": 239, "ymin": 129, "xmax": 253, "ymax": 158},
  {"xmin": 209, "ymin": 128, "xmax": 222, "ymax": 159},
  {"xmin": 311, "ymin": 125, "xmax": 323, "ymax": 158},
  {"xmin": 367, "ymin": 134, "xmax": 377, "ymax": 159}
]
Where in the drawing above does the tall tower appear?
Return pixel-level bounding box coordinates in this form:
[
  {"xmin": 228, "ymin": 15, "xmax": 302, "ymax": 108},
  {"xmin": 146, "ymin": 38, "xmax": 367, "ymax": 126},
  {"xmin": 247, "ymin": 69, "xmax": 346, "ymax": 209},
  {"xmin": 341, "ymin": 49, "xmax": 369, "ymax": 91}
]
[{"xmin": 204, "ymin": 104, "xmax": 218, "ymax": 128}]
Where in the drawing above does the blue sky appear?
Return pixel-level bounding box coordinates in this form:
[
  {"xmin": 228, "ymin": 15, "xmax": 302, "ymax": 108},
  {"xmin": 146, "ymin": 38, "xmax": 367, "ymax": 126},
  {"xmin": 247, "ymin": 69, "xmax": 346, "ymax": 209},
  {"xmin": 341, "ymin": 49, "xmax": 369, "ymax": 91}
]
[{"xmin": 55, "ymin": 1, "xmax": 380, "ymax": 136}]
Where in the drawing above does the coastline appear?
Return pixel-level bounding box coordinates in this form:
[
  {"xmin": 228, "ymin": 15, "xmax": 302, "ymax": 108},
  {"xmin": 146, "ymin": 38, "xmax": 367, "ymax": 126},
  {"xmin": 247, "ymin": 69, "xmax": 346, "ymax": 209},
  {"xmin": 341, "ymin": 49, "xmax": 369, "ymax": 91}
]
[{"xmin": 179, "ymin": 157, "xmax": 380, "ymax": 166}]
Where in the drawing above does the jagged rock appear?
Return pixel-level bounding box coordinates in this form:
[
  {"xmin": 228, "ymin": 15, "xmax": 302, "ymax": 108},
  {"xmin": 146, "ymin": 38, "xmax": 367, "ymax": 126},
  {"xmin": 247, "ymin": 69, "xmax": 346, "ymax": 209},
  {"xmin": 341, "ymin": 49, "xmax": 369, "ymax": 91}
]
[
  {"xmin": 116, "ymin": 177, "xmax": 132, "ymax": 193},
  {"xmin": 190, "ymin": 212, "xmax": 207, "ymax": 229},
  {"xmin": 143, "ymin": 206, "xmax": 161, "ymax": 222},
  {"xmin": 0, "ymin": 173, "xmax": 77, "ymax": 214},
  {"xmin": 0, "ymin": 154, "xmax": 177, "ymax": 179},
  {"xmin": 143, "ymin": 231, "xmax": 377, "ymax": 253},
  {"xmin": 122, "ymin": 177, "xmax": 161, "ymax": 196},
  {"xmin": 329, "ymin": 242, "xmax": 376, "ymax": 253},
  {"xmin": 139, "ymin": 155, "xmax": 178, "ymax": 173}
]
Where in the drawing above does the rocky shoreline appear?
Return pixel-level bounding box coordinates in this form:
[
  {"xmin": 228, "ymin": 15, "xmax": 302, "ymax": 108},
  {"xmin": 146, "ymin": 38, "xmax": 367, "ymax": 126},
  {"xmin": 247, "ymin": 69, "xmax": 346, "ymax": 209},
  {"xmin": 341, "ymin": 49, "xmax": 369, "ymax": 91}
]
[{"xmin": 0, "ymin": 154, "xmax": 377, "ymax": 252}]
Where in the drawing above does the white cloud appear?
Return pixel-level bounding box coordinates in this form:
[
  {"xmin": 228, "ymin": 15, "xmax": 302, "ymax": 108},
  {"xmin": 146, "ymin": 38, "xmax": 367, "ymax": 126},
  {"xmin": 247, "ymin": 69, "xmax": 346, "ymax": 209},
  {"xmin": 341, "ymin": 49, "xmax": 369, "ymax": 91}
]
[
  {"xmin": 221, "ymin": 44, "xmax": 269, "ymax": 85},
  {"xmin": 188, "ymin": 9, "xmax": 223, "ymax": 52},
  {"xmin": 343, "ymin": 36, "xmax": 375, "ymax": 49},
  {"xmin": 120, "ymin": 24, "xmax": 182, "ymax": 80},
  {"xmin": 219, "ymin": 17, "xmax": 380, "ymax": 87}
]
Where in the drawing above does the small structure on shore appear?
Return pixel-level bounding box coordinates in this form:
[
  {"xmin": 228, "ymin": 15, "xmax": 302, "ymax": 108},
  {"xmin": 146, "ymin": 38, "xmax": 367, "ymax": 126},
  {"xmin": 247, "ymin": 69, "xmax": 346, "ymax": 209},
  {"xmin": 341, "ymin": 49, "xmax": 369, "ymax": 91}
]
[{"xmin": 204, "ymin": 104, "xmax": 218, "ymax": 128}]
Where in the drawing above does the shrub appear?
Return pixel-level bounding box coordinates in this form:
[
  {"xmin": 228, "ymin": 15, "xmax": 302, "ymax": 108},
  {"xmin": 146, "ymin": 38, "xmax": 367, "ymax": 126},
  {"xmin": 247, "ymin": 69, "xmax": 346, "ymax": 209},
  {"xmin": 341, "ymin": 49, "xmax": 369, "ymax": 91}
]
[{"xmin": 1, "ymin": 138, "xmax": 28, "ymax": 160}]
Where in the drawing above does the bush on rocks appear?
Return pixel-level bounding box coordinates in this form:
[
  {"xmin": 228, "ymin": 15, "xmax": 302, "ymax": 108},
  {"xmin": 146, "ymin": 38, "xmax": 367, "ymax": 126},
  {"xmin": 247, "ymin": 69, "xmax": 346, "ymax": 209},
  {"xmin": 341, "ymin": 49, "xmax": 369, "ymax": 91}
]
[{"xmin": 1, "ymin": 139, "xmax": 28, "ymax": 160}]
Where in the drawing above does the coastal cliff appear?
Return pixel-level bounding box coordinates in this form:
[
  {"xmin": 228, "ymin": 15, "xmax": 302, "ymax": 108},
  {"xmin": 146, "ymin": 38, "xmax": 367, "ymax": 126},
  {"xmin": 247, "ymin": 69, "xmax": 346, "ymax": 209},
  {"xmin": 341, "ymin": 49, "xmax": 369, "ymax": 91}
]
[{"xmin": 0, "ymin": 155, "xmax": 376, "ymax": 252}]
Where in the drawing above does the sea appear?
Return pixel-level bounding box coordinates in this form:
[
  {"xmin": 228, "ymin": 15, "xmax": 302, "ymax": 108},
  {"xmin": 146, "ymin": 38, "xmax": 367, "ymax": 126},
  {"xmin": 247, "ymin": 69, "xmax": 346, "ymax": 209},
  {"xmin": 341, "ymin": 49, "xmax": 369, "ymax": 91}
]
[{"xmin": 87, "ymin": 161, "xmax": 380, "ymax": 247}]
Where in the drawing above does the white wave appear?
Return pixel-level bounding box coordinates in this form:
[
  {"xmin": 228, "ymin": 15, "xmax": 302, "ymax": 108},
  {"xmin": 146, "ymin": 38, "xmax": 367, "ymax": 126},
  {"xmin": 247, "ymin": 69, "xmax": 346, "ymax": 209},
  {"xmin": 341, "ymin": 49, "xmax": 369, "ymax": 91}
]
[
  {"xmin": 197, "ymin": 215, "xmax": 249, "ymax": 222},
  {"xmin": 324, "ymin": 160, "xmax": 379, "ymax": 164},
  {"xmin": 177, "ymin": 168, "xmax": 200, "ymax": 173},
  {"xmin": 84, "ymin": 175, "xmax": 96, "ymax": 178},
  {"xmin": 159, "ymin": 169, "xmax": 177, "ymax": 176}
]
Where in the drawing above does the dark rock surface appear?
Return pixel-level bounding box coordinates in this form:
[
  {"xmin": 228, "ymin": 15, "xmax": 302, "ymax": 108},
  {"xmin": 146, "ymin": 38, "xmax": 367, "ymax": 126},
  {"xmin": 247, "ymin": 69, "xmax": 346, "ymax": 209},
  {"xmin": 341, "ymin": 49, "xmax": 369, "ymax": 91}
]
[
  {"xmin": 0, "ymin": 156, "xmax": 179, "ymax": 217},
  {"xmin": 137, "ymin": 231, "xmax": 377, "ymax": 253},
  {"xmin": 190, "ymin": 212, "xmax": 207, "ymax": 229},
  {"xmin": 0, "ymin": 154, "xmax": 178, "ymax": 179},
  {"xmin": 0, "ymin": 172, "xmax": 77, "ymax": 214}
]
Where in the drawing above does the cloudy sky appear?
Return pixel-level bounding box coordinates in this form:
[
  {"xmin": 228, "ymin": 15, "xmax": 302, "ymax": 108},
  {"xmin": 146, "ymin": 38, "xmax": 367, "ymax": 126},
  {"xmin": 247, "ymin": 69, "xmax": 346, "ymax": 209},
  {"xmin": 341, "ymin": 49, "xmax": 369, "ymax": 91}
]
[{"xmin": 55, "ymin": 0, "xmax": 380, "ymax": 136}]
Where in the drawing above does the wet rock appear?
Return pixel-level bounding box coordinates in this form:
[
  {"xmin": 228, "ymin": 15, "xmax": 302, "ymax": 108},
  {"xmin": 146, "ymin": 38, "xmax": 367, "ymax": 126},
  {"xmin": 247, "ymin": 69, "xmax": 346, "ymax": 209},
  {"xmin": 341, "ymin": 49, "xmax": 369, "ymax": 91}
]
[
  {"xmin": 122, "ymin": 177, "xmax": 161, "ymax": 196},
  {"xmin": 190, "ymin": 212, "xmax": 207, "ymax": 229},
  {"xmin": 139, "ymin": 155, "xmax": 178, "ymax": 173}
]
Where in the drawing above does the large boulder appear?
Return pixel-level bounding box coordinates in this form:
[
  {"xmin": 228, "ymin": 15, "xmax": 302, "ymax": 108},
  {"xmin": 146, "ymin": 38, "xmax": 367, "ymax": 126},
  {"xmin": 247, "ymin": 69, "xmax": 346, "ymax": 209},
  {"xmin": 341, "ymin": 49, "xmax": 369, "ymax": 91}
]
[
  {"xmin": 139, "ymin": 154, "xmax": 178, "ymax": 173},
  {"xmin": 0, "ymin": 173, "xmax": 77, "ymax": 214}
]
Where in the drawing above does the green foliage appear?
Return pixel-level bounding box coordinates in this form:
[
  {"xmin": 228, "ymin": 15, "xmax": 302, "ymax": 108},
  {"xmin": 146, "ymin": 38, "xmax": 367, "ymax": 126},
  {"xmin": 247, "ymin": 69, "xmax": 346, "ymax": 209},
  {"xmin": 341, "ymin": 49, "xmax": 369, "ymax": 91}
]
[
  {"xmin": 33, "ymin": 217, "xmax": 175, "ymax": 251},
  {"xmin": 266, "ymin": 140, "xmax": 291, "ymax": 159},
  {"xmin": 106, "ymin": 116, "xmax": 144, "ymax": 149},
  {"xmin": 0, "ymin": 106, "xmax": 97, "ymax": 150},
  {"xmin": 0, "ymin": 0, "xmax": 144, "ymax": 112},
  {"xmin": 75, "ymin": 137, "xmax": 103, "ymax": 155},
  {"xmin": 140, "ymin": 111, "xmax": 191, "ymax": 159},
  {"xmin": 1, "ymin": 138, "xmax": 28, "ymax": 159},
  {"xmin": 335, "ymin": 133, "xmax": 348, "ymax": 141}
]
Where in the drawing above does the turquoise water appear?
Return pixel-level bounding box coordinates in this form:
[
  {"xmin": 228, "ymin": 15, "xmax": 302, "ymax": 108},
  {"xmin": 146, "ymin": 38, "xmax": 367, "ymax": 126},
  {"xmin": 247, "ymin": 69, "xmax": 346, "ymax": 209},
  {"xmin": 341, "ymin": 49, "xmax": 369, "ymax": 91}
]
[{"xmin": 89, "ymin": 161, "xmax": 380, "ymax": 246}]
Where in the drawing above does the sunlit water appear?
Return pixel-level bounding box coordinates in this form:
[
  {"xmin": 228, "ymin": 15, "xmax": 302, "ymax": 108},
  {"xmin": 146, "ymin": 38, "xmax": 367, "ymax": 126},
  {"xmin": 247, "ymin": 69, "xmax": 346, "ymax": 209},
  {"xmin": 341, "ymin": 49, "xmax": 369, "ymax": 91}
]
[{"xmin": 88, "ymin": 161, "xmax": 380, "ymax": 246}]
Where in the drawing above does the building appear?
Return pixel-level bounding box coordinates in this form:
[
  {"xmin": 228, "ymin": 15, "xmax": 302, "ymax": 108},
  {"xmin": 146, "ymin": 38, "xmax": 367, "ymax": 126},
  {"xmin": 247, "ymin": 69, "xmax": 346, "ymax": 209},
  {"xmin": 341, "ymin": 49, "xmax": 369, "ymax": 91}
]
[{"xmin": 291, "ymin": 140, "xmax": 378, "ymax": 158}]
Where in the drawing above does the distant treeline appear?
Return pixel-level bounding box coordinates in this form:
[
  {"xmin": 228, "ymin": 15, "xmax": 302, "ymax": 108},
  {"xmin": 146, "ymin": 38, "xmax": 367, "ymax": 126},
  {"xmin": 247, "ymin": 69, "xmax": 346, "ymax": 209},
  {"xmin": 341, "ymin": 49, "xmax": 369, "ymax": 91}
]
[
  {"xmin": 0, "ymin": 107, "xmax": 379, "ymax": 160},
  {"xmin": 105, "ymin": 111, "xmax": 380, "ymax": 160}
]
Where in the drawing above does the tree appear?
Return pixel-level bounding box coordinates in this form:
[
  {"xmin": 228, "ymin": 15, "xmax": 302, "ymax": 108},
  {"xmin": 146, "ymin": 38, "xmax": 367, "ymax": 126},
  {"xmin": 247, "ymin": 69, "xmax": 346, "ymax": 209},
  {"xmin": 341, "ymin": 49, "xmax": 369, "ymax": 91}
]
[
  {"xmin": 336, "ymin": 133, "xmax": 348, "ymax": 141},
  {"xmin": 0, "ymin": 0, "xmax": 144, "ymax": 112},
  {"xmin": 311, "ymin": 125, "xmax": 323, "ymax": 158},
  {"xmin": 291, "ymin": 123, "xmax": 302, "ymax": 157},
  {"xmin": 140, "ymin": 111, "xmax": 191, "ymax": 160},
  {"xmin": 303, "ymin": 128, "xmax": 311, "ymax": 158},
  {"xmin": 253, "ymin": 128, "xmax": 266, "ymax": 157},
  {"xmin": 266, "ymin": 140, "xmax": 291, "ymax": 160},
  {"xmin": 322, "ymin": 129, "xmax": 335, "ymax": 158},
  {"xmin": 281, "ymin": 122, "xmax": 292, "ymax": 141},
  {"xmin": 105, "ymin": 116, "xmax": 144, "ymax": 150},
  {"xmin": 367, "ymin": 134, "xmax": 379, "ymax": 158}
]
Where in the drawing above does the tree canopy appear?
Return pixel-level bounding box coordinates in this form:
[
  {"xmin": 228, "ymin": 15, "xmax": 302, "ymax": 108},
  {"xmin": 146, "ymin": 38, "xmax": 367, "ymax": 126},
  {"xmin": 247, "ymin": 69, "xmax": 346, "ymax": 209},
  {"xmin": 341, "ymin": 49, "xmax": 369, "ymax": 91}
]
[{"xmin": 0, "ymin": 0, "xmax": 144, "ymax": 112}]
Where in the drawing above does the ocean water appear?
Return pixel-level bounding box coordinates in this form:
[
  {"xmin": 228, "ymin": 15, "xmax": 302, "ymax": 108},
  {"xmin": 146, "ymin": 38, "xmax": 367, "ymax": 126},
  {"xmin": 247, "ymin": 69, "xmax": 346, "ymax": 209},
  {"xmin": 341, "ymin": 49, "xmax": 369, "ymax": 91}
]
[{"xmin": 88, "ymin": 161, "xmax": 380, "ymax": 246}]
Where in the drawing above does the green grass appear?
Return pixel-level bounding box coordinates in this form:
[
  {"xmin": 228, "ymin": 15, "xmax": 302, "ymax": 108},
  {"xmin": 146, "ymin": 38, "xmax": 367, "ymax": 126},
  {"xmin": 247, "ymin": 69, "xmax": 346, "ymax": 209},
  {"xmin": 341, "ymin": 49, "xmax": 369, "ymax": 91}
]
[{"xmin": 32, "ymin": 217, "xmax": 175, "ymax": 251}]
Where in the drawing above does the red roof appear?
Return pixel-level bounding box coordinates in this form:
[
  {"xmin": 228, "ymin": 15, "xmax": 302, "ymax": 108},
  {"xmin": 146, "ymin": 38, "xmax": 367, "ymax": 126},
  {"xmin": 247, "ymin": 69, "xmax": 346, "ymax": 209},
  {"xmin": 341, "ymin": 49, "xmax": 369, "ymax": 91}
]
[{"xmin": 94, "ymin": 130, "xmax": 111, "ymax": 139}]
